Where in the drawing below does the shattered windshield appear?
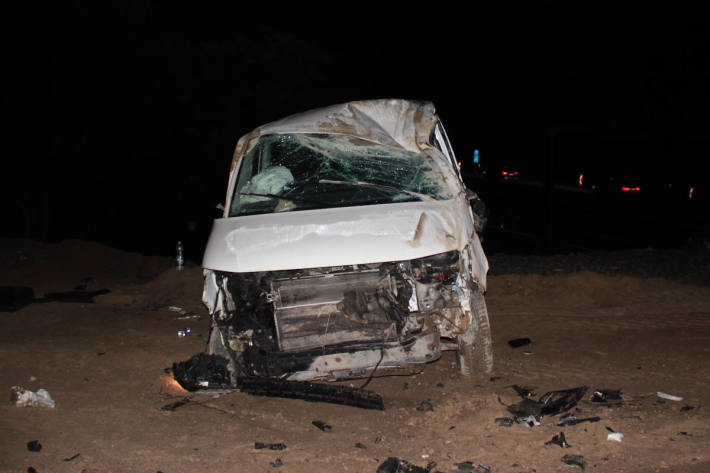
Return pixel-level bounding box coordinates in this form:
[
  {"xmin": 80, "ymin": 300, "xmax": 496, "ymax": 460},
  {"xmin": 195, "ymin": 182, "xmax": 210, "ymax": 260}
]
[{"xmin": 229, "ymin": 133, "xmax": 454, "ymax": 217}]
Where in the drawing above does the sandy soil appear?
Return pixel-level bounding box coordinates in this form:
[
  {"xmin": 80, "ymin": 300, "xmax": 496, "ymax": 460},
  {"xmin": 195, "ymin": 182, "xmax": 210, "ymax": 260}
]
[{"xmin": 1, "ymin": 240, "xmax": 709, "ymax": 473}]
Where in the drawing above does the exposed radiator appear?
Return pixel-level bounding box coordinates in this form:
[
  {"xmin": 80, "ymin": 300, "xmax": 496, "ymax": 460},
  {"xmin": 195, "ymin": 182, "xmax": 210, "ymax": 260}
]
[{"xmin": 271, "ymin": 270, "xmax": 397, "ymax": 352}]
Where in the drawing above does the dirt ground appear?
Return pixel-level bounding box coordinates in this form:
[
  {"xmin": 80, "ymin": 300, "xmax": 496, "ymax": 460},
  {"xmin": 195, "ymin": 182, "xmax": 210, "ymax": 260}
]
[{"xmin": 1, "ymin": 239, "xmax": 709, "ymax": 473}]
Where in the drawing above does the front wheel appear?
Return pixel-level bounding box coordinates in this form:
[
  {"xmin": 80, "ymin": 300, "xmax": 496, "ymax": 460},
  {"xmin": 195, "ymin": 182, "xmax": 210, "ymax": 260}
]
[{"xmin": 456, "ymin": 290, "xmax": 493, "ymax": 377}]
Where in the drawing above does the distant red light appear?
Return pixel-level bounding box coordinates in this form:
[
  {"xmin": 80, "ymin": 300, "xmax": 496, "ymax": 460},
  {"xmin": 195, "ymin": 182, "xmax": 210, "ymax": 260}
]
[
  {"xmin": 621, "ymin": 186, "xmax": 630, "ymax": 192},
  {"xmin": 502, "ymin": 171, "xmax": 508, "ymax": 176}
]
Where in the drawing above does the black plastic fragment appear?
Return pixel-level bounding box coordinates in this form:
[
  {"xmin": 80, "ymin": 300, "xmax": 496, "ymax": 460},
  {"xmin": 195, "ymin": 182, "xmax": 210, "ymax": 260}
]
[
  {"xmin": 270, "ymin": 458, "xmax": 283, "ymax": 468},
  {"xmin": 238, "ymin": 376, "xmax": 384, "ymax": 410},
  {"xmin": 28, "ymin": 468, "xmax": 37, "ymax": 473},
  {"xmin": 556, "ymin": 414, "xmax": 601, "ymax": 427},
  {"xmin": 355, "ymin": 442, "xmax": 367, "ymax": 449},
  {"xmin": 254, "ymin": 442, "xmax": 287, "ymax": 451},
  {"xmin": 590, "ymin": 389, "xmax": 622, "ymax": 403},
  {"xmin": 452, "ymin": 461, "xmax": 492, "ymax": 473},
  {"xmin": 172, "ymin": 353, "xmax": 232, "ymax": 391},
  {"xmin": 539, "ymin": 387, "xmax": 588, "ymax": 416},
  {"xmin": 312, "ymin": 420, "xmax": 332, "ymax": 432},
  {"xmin": 417, "ymin": 399, "xmax": 434, "ymax": 412},
  {"xmin": 680, "ymin": 405, "xmax": 695, "ymax": 411},
  {"xmin": 63, "ymin": 453, "xmax": 81, "ymax": 461},
  {"xmin": 494, "ymin": 417, "xmax": 514, "ymax": 427},
  {"xmin": 561, "ymin": 454, "xmax": 586, "ymax": 471},
  {"xmin": 504, "ymin": 386, "xmax": 587, "ymax": 426},
  {"xmin": 508, "ymin": 338, "xmax": 531, "ymax": 348},
  {"xmin": 27, "ymin": 441, "xmax": 42, "ymax": 452},
  {"xmin": 545, "ymin": 432, "xmax": 571, "ymax": 448},
  {"xmin": 376, "ymin": 457, "xmax": 437, "ymax": 473}
]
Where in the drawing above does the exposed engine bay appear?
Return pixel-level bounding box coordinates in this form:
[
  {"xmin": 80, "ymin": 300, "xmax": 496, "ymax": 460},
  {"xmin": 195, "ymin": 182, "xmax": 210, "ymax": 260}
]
[{"xmin": 202, "ymin": 249, "xmax": 487, "ymax": 384}]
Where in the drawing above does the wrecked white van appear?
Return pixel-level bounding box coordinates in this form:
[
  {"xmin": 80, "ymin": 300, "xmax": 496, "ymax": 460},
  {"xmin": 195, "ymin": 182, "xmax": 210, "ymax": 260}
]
[{"xmin": 201, "ymin": 99, "xmax": 491, "ymax": 383}]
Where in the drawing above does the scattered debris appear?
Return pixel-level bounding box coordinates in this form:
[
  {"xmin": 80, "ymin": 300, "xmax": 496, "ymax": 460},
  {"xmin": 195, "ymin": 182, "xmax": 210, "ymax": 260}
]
[
  {"xmin": 376, "ymin": 457, "xmax": 437, "ymax": 473},
  {"xmin": 10, "ymin": 386, "xmax": 56, "ymax": 408},
  {"xmin": 511, "ymin": 385, "xmax": 537, "ymax": 398},
  {"xmin": 517, "ymin": 414, "xmax": 541, "ymax": 427},
  {"xmin": 28, "ymin": 467, "xmax": 37, "ymax": 473},
  {"xmin": 355, "ymin": 442, "xmax": 367, "ymax": 449},
  {"xmin": 489, "ymin": 376, "xmax": 501, "ymax": 382},
  {"xmin": 680, "ymin": 405, "xmax": 695, "ymax": 411},
  {"xmin": 417, "ymin": 399, "xmax": 434, "ymax": 412},
  {"xmin": 254, "ymin": 442, "xmax": 287, "ymax": 451},
  {"xmin": 545, "ymin": 432, "xmax": 571, "ymax": 448},
  {"xmin": 607, "ymin": 432, "xmax": 624, "ymax": 442},
  {"xmin": 590, "ymin": 389, "xmax": 622, "ymax": 403},
  {"xmin": 177, "ymin": 328, "xmax": 192, "ymax": 337},
  {"xmin": 451, "ymin": 461, "xmax": 492, "ymax": 473},
  {"xmin": 27, "ymin": 441, "xmax": 42, "ymax": 452},
  {"xmin": 557, "ymin": 414, "xmax": 601, "ymax": 427},
  {"xmin": 657, "ymin": 392, "xmax": 683, "ymax": 401},
  {"xmin": 507, "ymin": 338, "xmax": 532, "ymax": 348},
  {"xmin": 312, "ymin": 420, "xmax": 332, "ymax": 432},
  {"xmin": 539, "ymin": 387, "xmax": 588, "ymax": 416},
  {"xmin": 63, "ymin": 453, "xmax": 81, "ymax": 462},
  {"xmin": 494, "ymin": 417, "xmax": 514, "ymax": 427},
  {"xmin": 171, "ymin": 354, "xmax": 232, "ymax": 391},
  {"xmin": 270, "ymin": 458, "xmax": 283, "ymax": 468},
  {"xmin": 503, "ymin": 386, "xmax": 588, "ymax": 426},
  {"xmin": 561, "ymin": 454, "xmax": 586, "ymax": 471}
]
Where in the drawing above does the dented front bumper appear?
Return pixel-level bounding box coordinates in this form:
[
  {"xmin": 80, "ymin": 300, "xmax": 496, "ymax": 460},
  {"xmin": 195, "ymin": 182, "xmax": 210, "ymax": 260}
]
[{"xmin": 202, "ymin": 249, "xmax": 480, "ymax": 382}]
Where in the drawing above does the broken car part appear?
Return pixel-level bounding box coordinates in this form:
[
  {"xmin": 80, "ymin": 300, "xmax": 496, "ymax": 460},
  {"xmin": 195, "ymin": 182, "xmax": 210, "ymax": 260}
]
[
  {"xmin": 201, "ymin": 100, "xmax": 492, "ymax": 385},
  {"xmin": 556, "ymin": 414, "xmax": 601, "ymax": 426},
  {"xmin": 590, "ymin": 389, "xmax": 622, "ymax": 403},
  {"xmin": 376, "ymin": 457, "xmax": 438, "ymax": 473},
  {"xmin": 504, "ymin": 386, "xmax": 588, "ymax": 425},
  {"xmin": 545, "ymin": 432, "xmax": 571, "ymax": 448},
  {"xmin": 656, "ymin": 391, "xmax": 683, "ymax": 401},
  {"xmin": 507, "ymin": 338, "xmax": 531, "ymax": 348},
  {"xmin": 311, "ymin": 420, "xmax": 332, "ymax": 432},
  {"xmin": 239, "ymin": 377, "xmax": 384, "ymax": 410},
  {"xmin": 27, "ymin": 441, "xmax": 42, "ymax": 452},
  {"xmin": 10, "ymin": 386, "xmax": 55, "ymax": 408},
  {"xmin": 451, "ymin": 462, "xmax": 492, "ymax": 473},
  {"xmin": 561, "ymin": 455, "xmax": 586, "ymax": 471},
  {"xmin": 254, "ymin": 442, "xmax": 287, "ymax": 450},
  {"xmin": 172, "ymin": 354, "xmax": 232, "ymax": 391}
]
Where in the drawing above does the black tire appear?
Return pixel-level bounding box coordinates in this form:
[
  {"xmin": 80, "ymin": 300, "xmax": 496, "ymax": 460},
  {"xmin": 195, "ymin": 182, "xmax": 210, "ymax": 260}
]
[{"xmin": 456, "ymin": 289, "xmax": 493, "ymax": 376}]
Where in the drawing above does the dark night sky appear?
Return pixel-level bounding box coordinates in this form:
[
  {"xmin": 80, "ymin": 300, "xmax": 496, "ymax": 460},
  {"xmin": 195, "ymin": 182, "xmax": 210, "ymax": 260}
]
[{"xmin": 4, "ymin": 3, "xmax": 709, "ymax": 257}]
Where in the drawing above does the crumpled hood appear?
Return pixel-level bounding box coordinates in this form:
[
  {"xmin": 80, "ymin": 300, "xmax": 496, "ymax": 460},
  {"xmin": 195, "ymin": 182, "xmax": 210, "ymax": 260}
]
[{"xmin": 202, "ymin": 200, "xmax": 474, "ymax": 273}]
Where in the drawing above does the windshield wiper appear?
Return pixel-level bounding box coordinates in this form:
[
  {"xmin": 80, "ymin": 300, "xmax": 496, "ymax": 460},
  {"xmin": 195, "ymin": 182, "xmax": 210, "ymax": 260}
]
[
  {"xmin": 235, "ymin": 192, "xmax": 329, "ymax": 207},
  {"xmin": 317, "ymin": 179, "xmax": 433, "ymax": 201}
]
